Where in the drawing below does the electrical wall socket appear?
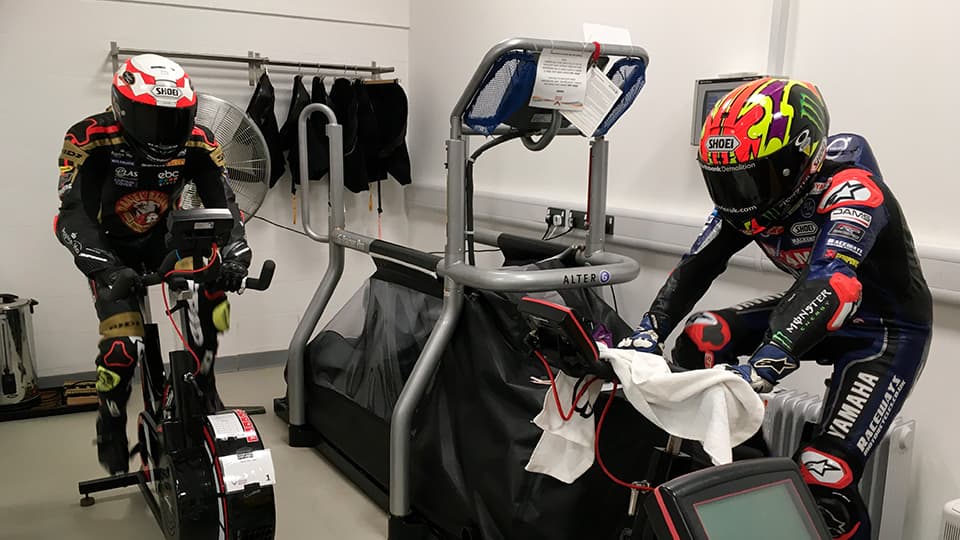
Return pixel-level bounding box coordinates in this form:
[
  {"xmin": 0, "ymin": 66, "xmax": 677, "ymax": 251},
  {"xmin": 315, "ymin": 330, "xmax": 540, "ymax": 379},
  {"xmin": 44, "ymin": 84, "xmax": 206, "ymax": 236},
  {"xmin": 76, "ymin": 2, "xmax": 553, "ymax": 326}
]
[
  {"xmin": 546, "ymin": 207, "xmax": 571, "ymax": 228},
  {"xmin": 569, "ymin": 210, "xmax": 616, "ymax": 235}
]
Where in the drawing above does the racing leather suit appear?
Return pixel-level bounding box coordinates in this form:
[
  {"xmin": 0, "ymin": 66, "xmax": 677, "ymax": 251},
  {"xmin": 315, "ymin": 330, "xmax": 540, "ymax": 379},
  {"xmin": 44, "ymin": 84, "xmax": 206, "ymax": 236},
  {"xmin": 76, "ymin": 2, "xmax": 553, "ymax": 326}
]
[
  {"xmin": 55, "ymin": 112, "xmax": 250, "ymax": 456},
  {"xmin": 645, "ymin": 134, "xmax": 932, "ymax": 540}
]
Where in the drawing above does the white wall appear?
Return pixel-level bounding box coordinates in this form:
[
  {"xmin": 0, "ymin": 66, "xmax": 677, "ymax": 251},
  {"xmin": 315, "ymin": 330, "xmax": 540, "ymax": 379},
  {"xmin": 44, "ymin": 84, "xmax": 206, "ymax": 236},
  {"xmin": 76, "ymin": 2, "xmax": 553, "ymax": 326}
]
[
  {"xmin": 0, "ymin": 0, "xmax": 414, "ymax": 375},
  {"xmin": 408, "ymin": 0, "xmax": 771, "ymax": 219},
  {"xmin": 786, "ymin": 0, "xmax": 960, "ymax": 248},
  {"xmin": 408, "ymin": 1, "xmax": 959, "ymax": 538}
]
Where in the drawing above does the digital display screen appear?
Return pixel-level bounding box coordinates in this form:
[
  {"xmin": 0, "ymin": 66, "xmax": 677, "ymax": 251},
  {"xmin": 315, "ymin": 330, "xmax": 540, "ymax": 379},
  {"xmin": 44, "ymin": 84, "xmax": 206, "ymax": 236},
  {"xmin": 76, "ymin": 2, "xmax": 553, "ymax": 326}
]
[
  {"xmin": 701, "ymin": 89, "xmax": 729, "ymax": 127},
  {"xmin": 694, "ymin": 480, "xmax": 819, "ymax": 540}
]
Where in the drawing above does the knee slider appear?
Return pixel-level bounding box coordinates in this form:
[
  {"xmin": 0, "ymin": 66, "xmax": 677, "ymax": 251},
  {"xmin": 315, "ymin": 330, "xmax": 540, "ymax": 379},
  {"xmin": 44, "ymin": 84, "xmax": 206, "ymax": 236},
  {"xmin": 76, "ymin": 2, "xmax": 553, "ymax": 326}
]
[
  {"xmin": 99, "ymin": 337, "xmax": 143, "ymax": 369},
  {"xmin": 675, "ymin": 311, "xmax": 732, "ymax": 369},
  {"xmin": 97, "ymin": 337, "xmax": 142, "ymax": 392}
]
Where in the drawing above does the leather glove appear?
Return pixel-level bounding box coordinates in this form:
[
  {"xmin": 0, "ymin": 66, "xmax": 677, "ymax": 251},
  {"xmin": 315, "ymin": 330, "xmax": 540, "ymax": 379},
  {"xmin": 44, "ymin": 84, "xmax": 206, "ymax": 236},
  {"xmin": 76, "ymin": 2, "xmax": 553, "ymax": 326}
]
[
  {"xmin": 715, "ymin": 364, "xmax": 776, "ymax": 393},
  {"xmin": 96, "ymin": 267, "xmax": 142, "ymax": 300},
  {"xmin": 617, "ymin": 313, "xmax": 662, "ymax": 355},
  {"xmin": 716, "ymin": 343, "xmax": 798, "ymax": 393},
  {"xmin": 217, "ymin": 240, "xmax": 251, "ymax": 292},
  {"xmin": 217, "ymin": 259, "xmax": 249, "ymax": 292}
]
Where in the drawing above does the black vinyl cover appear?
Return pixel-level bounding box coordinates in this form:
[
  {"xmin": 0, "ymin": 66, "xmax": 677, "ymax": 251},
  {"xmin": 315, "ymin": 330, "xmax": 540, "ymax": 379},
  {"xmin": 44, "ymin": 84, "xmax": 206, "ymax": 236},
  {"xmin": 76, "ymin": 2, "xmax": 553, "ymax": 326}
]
[{"xmin": 305, "ymin": 258, "xmax": 672, "ymax": 539}]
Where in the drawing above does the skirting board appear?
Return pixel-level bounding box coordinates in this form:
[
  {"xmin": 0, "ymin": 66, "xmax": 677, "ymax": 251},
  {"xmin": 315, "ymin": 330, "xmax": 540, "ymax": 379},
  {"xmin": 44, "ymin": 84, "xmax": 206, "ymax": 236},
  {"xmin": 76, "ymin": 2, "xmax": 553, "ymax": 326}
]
[{"xmin": 38, "ymin": 349, "xmax": 286, "ymax": 388}]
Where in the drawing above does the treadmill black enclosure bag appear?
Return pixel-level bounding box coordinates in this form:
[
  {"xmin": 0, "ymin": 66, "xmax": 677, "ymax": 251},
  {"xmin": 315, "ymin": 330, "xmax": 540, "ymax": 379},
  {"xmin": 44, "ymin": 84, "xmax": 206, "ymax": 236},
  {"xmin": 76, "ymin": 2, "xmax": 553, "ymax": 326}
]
[{"xmin": 304, "ymin": 258, "xmax": 673, "ymax": 540}]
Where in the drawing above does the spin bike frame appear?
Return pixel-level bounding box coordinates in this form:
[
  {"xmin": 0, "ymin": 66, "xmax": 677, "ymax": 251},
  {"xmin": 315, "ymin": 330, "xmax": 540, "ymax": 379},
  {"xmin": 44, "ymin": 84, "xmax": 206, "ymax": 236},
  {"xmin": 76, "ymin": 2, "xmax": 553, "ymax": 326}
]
[
  {"xmin": 284, "ymin": 37, "xmax": 650, "ymax": 524},
  {"xmin": 78, "ymin": 225, "xmax": 275, "ymax": 522}
]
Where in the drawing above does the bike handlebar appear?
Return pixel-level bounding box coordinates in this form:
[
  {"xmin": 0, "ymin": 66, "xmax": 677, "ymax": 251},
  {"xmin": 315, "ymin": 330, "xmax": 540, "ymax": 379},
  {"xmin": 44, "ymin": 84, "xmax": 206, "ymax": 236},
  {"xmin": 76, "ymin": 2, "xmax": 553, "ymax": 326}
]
[
  {"xmin": 245, "ymin": 260, "xmax": 276, "ymax": 291},
  {"xmin": 100, "ymin": 257, "xmax": 276, "ymax": 302}
]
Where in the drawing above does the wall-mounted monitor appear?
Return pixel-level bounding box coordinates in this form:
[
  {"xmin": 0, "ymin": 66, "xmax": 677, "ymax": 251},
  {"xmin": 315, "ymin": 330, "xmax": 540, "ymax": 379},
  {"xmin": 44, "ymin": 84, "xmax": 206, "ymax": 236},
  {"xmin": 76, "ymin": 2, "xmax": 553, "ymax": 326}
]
[{"xmin": 690, "ymin": 74, "xmax": 765, "ymax": 145}]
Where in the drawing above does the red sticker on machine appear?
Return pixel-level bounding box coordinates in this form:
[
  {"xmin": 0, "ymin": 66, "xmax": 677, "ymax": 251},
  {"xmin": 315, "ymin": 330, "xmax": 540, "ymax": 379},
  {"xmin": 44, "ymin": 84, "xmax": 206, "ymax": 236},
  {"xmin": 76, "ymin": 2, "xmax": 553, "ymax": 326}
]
[
  {"xmin": 208, "ymin": 411, "xmax": 259, "ymax": 442},
  {"xmin": 235, "ymin": 409, "xmax": 259, "ymax": 443}
]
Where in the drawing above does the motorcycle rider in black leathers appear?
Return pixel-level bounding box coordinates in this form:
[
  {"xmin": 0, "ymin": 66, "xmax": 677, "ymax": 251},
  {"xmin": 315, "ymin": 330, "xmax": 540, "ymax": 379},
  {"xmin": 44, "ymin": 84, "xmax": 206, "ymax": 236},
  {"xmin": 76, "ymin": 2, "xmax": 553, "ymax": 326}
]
[
  {"xmin": 55, "ymin": 54, "xmax": 251, "ymax": 475},
  {"xmin": 618, "ymin": 78, "xmax": 931, "ymax": 540}
]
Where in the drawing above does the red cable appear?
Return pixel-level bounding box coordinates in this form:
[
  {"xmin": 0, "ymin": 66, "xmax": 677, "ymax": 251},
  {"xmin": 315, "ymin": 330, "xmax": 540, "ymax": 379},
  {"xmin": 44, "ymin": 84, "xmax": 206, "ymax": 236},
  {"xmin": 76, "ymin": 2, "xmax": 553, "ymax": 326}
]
[
  {"xmin": 534, "ymin": 350, "xmax": 654, "ymax": 493},
  {"xmin": 533, "ymin": 350, "xmax": 599, "ymax": 421},
  {"xmin": 161, "ymin": 245, "xmax": 220, "ymax": 377},
  {"xmin": 595, "ymin": 381, "xmax": 654, "ymax": 492}
]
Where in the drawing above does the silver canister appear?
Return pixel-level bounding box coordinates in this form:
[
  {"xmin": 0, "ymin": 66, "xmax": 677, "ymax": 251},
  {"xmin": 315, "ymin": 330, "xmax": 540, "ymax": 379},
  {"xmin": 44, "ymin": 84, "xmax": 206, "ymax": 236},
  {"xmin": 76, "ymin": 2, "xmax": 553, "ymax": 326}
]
[{"xmin": 0, "ymin": 294, "xmax": 40, "ymax": 407}]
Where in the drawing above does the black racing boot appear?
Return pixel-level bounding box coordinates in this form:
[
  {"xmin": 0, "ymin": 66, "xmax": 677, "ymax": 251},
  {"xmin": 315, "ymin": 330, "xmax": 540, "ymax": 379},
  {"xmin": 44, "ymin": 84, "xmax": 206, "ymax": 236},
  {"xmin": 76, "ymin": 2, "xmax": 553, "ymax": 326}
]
[{"xmin": 96, "ymin": 413, "xmax": 130, "ymax": 475}]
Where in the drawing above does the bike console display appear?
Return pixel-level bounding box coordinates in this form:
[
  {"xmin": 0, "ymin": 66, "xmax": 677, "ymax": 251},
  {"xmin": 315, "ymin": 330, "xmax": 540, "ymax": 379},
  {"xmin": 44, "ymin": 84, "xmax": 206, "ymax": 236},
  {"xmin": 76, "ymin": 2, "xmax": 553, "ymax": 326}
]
[
  {"xmin": 644, "ymin": 458, "xmax": 831, "ymax": 540},
  {"xmin": 168, "ymin": 208, "xmax": 235, "ymax": 252},
  {"xmin": 518, "ymin": 297, "xmax": 613, "ymax": 378}
]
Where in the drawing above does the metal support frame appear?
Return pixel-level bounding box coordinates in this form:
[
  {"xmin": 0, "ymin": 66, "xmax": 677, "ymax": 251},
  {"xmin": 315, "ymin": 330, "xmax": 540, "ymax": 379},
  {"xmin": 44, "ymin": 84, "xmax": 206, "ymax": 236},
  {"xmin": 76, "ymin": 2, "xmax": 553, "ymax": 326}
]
[
  {"xmin": 109, "ymin": 41, "xmax": 394, "ymax": 86},
  {"xmin": 586, "ymin": 138, "xmax": 610, "ymax": 255},
  {"xmin": 766, "ymin": 0, "xmax": 792, "ymax": 76},
  {"xmin": 282, "ymin": 37, "xmax": 650, "ymax": 524}
]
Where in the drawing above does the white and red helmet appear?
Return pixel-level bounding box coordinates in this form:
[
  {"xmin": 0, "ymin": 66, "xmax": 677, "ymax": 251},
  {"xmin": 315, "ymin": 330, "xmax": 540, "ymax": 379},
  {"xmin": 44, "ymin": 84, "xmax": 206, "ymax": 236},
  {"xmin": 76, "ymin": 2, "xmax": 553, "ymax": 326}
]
[{"xmin": 111, "ymin": 54, "xmax": 198, "ymax": 161}]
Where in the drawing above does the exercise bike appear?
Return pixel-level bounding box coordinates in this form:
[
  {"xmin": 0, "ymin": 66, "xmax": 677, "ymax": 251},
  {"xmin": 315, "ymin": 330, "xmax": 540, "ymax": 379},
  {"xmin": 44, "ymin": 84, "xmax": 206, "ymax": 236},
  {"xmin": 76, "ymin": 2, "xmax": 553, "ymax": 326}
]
[
  {"xmin": 78, "ymin": 208, "xmax": 278, "ymax": 540},
  {"xmin": 518, "ymin": 297, "xmax": 833, "ymax": 540}
]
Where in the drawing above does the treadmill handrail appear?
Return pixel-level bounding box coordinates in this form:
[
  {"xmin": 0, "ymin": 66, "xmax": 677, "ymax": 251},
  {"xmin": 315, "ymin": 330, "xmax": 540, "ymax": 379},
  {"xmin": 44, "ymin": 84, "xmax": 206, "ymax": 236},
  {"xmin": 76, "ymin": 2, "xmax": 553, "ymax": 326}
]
[
  {"xmin": 438, "ymin": 253, "xmax": 640, "ymax": 292},
  {"xmin": 297, "ymin": 103, "xmax": 344, "ymax": 243},
  {"xmin": 450, "ymin": 37, "xmax": 650, "ymax": 138}
]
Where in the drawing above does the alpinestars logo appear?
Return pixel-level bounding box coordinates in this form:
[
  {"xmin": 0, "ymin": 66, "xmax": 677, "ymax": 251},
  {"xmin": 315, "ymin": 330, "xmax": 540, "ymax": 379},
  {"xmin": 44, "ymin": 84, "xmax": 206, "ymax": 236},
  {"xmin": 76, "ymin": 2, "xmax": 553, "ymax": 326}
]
[
  {"xmin": 817, "ymin": 169, "xmax": 884, "ymax": 212},
  {"xmin": 800, "ymin": 448, "xmax": 852, "ymax": 488},
  {"xmin": 752, "ymin": 355, "xmax": 798, "ymax": 376},
  {"xmin": 820, "ymin": 181, "xmax": 869, "ymax": 209},
  {"xmin": 820, "ymin": 507, "xmax": 847, "ymax": 537},
  {"xmin": 803, "ymin": 458, "xmax": 841, "ymax": 478}
]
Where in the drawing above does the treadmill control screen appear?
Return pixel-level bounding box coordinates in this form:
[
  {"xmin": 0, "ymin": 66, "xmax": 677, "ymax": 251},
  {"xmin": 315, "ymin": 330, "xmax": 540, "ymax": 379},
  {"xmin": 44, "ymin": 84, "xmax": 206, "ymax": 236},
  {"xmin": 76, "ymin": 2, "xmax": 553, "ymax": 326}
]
[{"xmin": 694, "ymin": 479, "xmax": 819, "ymax": 540}]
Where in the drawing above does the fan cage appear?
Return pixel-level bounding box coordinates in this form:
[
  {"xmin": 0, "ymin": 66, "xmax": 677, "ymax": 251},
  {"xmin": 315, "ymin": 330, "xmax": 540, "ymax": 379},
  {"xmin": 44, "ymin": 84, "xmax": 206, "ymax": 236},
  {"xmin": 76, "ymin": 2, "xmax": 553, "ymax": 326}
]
[{"xmin": 184, "ymin": 93, "xmax": 271, "ymax": 222}]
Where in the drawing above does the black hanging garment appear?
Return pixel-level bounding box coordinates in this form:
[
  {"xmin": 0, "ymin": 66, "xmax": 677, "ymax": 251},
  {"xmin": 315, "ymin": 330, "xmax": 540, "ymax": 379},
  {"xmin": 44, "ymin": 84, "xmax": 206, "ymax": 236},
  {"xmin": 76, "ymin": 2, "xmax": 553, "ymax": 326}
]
[
  {"xmin": 308, "ymin": 76, "xmax": 331, "ymax": 182},
  {"xmin": 245, "ymin": 72, "xmax": 286, "ymax": 187},
  {"xmin": 280, "ymin": 75, "xmax": 327, "ymax": 193},
  {"xmin": 364, "ymin": 81, "xmax": 412, "ymax": 186},
  {"xmin": 328, "ymin": 78, "xmax": 369, "ymax": 193}
]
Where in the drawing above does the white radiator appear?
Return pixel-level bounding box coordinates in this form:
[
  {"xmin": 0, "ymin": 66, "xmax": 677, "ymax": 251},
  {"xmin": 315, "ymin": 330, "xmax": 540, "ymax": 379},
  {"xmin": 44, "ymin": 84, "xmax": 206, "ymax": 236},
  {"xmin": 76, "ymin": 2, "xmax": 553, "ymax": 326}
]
[
  {"xmin": 762, "ymin": 389, "xmax": 915, "ymax": 540},
  {"xmin": 940, "ymin": 499, "xmax": 960, "ymax": 540}
]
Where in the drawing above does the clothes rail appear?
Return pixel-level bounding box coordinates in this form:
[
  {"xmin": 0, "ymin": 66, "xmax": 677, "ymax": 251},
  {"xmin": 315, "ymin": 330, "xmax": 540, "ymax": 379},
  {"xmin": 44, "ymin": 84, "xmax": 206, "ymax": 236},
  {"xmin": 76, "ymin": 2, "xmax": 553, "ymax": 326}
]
[{"xmin": 109, "ymin": 41, "xmax": 395, "ymax": 86}]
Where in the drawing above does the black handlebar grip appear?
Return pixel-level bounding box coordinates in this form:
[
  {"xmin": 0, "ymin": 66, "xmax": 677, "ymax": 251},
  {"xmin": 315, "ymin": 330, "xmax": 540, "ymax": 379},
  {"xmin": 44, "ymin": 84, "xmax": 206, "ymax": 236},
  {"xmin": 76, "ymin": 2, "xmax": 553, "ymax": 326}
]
[{"xmin": 244, "ymin": 260, "xmax": 276, "ymax": 291}]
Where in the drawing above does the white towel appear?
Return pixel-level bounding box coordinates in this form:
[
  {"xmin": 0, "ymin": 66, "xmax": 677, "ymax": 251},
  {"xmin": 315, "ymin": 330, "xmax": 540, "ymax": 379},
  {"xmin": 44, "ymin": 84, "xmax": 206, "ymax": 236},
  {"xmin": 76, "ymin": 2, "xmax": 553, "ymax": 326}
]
[
  {"xmin": 526, "ymin": 371, "xmax": 602, "ymax": 484},
  {"xmin": 526, "ymin": 344, "xmax": 765, "ymax": 484}
]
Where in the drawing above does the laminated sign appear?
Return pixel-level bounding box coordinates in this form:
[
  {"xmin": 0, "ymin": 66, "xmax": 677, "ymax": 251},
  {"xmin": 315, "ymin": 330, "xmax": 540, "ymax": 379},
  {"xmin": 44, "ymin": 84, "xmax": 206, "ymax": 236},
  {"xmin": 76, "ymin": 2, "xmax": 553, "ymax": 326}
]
[{"xmin": 530, "ymin": 49, "xmax": 591, "ymax": 111}]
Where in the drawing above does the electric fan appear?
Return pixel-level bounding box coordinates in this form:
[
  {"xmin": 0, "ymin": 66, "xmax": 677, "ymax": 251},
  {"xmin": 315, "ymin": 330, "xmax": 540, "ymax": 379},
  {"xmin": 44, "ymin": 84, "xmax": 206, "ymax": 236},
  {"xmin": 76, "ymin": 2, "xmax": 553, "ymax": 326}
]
[{"xmin": 182, "ymin": 93, "xmax": 271, "ymax": 220}]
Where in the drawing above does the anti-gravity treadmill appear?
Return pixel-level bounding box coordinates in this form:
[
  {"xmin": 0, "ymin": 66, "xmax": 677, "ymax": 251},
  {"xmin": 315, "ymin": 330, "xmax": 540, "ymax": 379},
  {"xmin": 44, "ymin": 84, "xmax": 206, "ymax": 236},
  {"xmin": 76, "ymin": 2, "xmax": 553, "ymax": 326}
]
[{"xmin": 275, "ymin": 38, "xmax": 656, "ymax": 539}]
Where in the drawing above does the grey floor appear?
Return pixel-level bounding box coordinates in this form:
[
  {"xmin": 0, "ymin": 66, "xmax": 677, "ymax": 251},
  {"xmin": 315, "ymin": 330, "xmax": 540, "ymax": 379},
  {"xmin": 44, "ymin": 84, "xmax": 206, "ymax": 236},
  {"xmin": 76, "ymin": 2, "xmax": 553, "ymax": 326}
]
[{"xmin": 0, "ymin": 366, "xmax": 386, "ymax": 540}]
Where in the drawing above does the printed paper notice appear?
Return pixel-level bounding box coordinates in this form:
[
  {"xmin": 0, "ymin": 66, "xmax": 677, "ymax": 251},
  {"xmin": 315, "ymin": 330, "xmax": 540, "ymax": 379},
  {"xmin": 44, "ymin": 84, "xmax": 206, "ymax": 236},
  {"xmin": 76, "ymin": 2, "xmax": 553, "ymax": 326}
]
[
  {"xmin": 529, "ymin": 49, "xmax": 591, "ymax": 111},
  {"xmin": 561, "ymin": 67, "xmax": 623, "ymax": 136},
  {"xmin": 220, "ymin": 449, "xmax": 277, "ymax": 494},
  {"xmin": 208, "ymin": 412, "xmax": 245, "ymax": 440}
]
